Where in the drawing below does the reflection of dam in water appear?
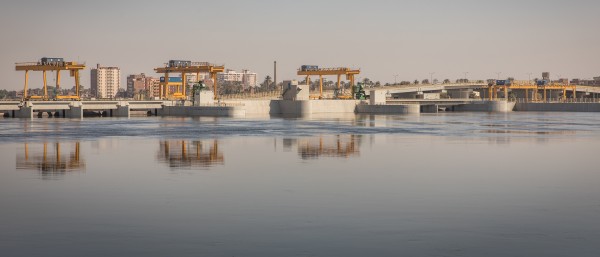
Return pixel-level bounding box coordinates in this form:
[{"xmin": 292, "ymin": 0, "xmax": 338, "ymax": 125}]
[
  {"xmin": 292, "ymin": 135, "xmax": 361, "ymax": 160},
  {"xmin": 16, "ymin": 142, "xmax": 85, "ymax": 176},
  {"xmin": 157, "ymin": 140, "xmax": 224, "ymax": 169}
]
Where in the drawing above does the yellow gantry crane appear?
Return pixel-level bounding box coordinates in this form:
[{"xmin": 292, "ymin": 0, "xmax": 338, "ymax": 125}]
[
  {"xmin": 15, "ymin": 58, "xmax": 85, "ymax": 100},
  {"xmin": 488, "ymin": 80, "xmax": 577, "ymax": 102},
  {"xmin": 18, "ymin": 142, "xmax": 84, "ymax": 172},
  {"xmin": 154, "ymin": 60, "xmax": 225, "ymax": 100},
  {"xmin": 158, "ymin": 140, "xmax": 224, "ymax": 168},
  {"xmin": 297, "ymin": 65, "xmax": 360, "ymax": 99}
]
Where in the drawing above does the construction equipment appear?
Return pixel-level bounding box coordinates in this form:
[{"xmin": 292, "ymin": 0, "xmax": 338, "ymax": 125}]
[
  {"xmin": 354, "ymin": 82, "xmax": 367, "ymax": 100},
  {"xmin": 297, "ymin": 66, "xmax": 360, "ymax": 99},
  {"xmin": 15, "ymin": 57, "xmax": 86, "ymax": 100},
  {"xmin": 154, "ymin": 61, "xmax": 225, "ymax": 100}
]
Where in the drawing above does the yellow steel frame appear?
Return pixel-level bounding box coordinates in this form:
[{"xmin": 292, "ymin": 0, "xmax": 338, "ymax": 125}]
[
  {"xmin": 15, "ymin": 62, "xmax": 85, "ymax": 101},
  {"xmin": 155, "ymin": 63, "xmax": 225, "ymax": 100},
  {"xmin": 487, "ymin": 82, "xmax": 577, "ymax": 102},
  {"xmin": 297, "ymin": 67, "xmax": 360, "ymax": 99}
]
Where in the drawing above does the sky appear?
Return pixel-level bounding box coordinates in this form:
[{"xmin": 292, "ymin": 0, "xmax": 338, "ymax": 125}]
[{"xmin": 0, "ymin": 0, "xmax": 599, "ymax": 90}]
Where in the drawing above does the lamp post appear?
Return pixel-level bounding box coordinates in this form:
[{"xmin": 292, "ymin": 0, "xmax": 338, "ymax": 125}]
[
  {"xmin": 394, "ymin": 74, "xmax": 399, "ymax": 85},
  {"xmin": 463, "ymin": 72, "xmax": 469, "ymax": 83}
]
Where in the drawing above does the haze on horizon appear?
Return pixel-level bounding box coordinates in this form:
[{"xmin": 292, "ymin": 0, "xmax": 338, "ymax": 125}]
[{"xmin": 0, "ymin": 0, "xmax": 598, "ymax": 90}]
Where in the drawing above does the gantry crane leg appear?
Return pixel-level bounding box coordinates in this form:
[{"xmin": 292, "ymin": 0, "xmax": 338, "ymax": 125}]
[
  {"xmin": 181, "ymin": 72, "xmax": 186, "ymax": 95},
  {"xmin": 319, "ymin": 75, "xmax": 323, "ymax": 98},
  {"xmin": 350, "ymin": 75, "xmax": 355, "ymax": 96},
  {"xmin": 23, "ymin": 70, "xmax": 29, "ymax": 100},
  {"xmin": 164, "ymin": 72, "xmax": 170, "ymax": 99},
  {"xmin": 212, "ymin": 72, "xmax": 218, "ymax": 100},
  {"xmin": 56, "ymin": 70, "xmax": 61, "ymax": 94},
  {"xmin": 43, "ymin": 70, "xmax": 48, "ymax": 99},
  {"xmin": 74, "ymin": 70, "xmax": 80, "ymax": 99}
]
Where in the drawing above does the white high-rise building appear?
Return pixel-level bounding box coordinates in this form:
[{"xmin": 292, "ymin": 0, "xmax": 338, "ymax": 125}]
[
  {"xmin": 241, "ymin": 69, "xmax": 257, "ymax": 88},
  {"xmin": 91, "ymin": 64, "xmax": 121, "ymax": 99}
]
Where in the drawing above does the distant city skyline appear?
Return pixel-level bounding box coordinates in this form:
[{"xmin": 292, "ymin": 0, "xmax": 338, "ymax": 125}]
[{"xmin": 1, "ymin": 0, "xmax": 599, "ymax": 91}]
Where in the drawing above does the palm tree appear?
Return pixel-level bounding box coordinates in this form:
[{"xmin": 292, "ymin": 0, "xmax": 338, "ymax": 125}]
[{"xmin": 262, "ymin": 76, "xmax": 273, "ymax": 90}]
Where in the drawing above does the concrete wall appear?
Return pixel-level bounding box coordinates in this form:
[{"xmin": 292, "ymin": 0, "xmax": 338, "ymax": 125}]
[
  {"xmin": 357, "ymin": 104, "xmax": 419, "ymax": 114},
  {"xmin": 447, "ymin": 89, "xmax": 471, "ymax": 99},
  {"xmin": 239, "ymin": 100, "xmax": 281, "ymax": 115},
  {"xmin": 278, "ymin": 100, "xmax": 312, "ymax": 116},
  {"xmin": 158, "ymin": 106, "xmax": 245, "ymax": 117},
  {"xmin": 194, "ymin": 91, "xmax": 215, "ymax": 106},
  {"xmin": 310, "ymin": 100, "xmax": 360, "ymax": 114},
  {"xmin": 454, "ymin": 101, "xmax": 516, "ymax": 112},
  {"xmin": 515, "ymin": 103, "xmax": 600, "ymax": 112},
  {"xmin": 282, "ymin": 80, "xmax": 309, "ymax": 101},
  {"xmin": 370, "ymin": 90, "xmax": 387, "ymax": 105}
]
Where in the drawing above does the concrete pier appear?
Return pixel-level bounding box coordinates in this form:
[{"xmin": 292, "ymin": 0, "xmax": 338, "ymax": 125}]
[
  {"xmin": 14, "ymin": 106, "xmax": 33, "ymax": 118},
  {"xmin": 454, "ymin": 101, "xmax": 515, "ymax": 112},
  {"xmin": 158, "ymin": 105, "xmax": 246, "ymax": 117}
]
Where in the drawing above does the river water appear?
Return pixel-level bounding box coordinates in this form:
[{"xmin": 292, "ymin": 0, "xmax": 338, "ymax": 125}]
[{"xmin": 1, "ymin": 113, "xmax": 599, "ymax": 257}]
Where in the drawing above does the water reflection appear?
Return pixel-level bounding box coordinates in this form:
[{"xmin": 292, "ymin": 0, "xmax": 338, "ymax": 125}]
[
  {"xmin": 294, "ymin": 135, "xmax": 361, "ymax": 160},
  {"xmin": 16, "ymin": 142, "xmax": 85, "ymax": 177},
  {"xmin": 157, "ymin": 140, "xmax": 224, "ymax": 169}
]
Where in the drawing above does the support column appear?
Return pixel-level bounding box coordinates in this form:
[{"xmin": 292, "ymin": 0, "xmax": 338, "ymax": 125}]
[
  {"xmin": 504, "ymin": 85, "xmax": 508, "ymax": 100},
  {"xmin": 66, "ymin": 105, "xmax": 83, "ymax": 119},
  {"xmin": 337, "ymin": 74, "xmax": 341, "ymax": 90},
  {"xmin": 115, "ymin": 105, "xmax": 130, "ymax": 118},
  {"xmin": 14, "ymin": 106, "xmax": 33, "ymax": 118},
  {"xmin": 543, "ymin": 87, "xmax": 547, "ymax": 102},
  {"xmin": 525, "ymin": 89, "xmax": 528, "ymax": 102}
]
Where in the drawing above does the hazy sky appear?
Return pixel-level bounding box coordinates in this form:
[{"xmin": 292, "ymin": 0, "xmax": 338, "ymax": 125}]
[{"xmin": 1, "ymin": 0, "xmax": 599, "ymax": 90}]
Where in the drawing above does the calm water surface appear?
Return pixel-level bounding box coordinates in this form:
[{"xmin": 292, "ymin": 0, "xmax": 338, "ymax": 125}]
[{"xmin": 1, "ymin": 113, "xmax": 599, "ymax": 257}]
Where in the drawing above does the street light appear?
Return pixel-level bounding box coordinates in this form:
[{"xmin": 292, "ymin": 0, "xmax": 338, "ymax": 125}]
[
  {"xmin": 463, "ymin": 72, "xmax": 469, "ymax": 83},
  {"xmin": 496, "ymin": 72, "xmax": 502, "ymax": 80},
  {"xmin": 527, "ymin": 73, "xmax": 532, "ymax": 83},
  {"xmin": 394, "ymin": 74, "xmax": 399, "ymax": 85}
]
